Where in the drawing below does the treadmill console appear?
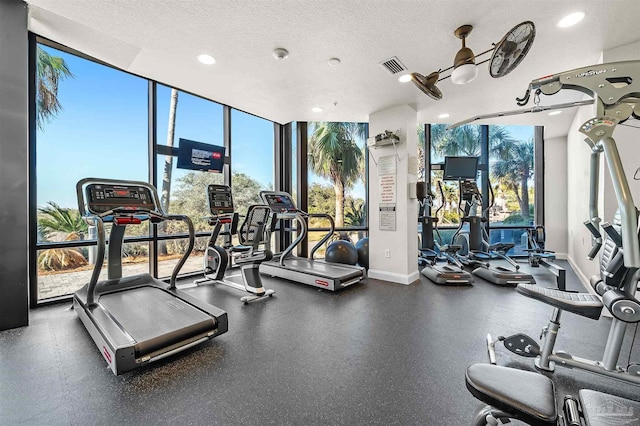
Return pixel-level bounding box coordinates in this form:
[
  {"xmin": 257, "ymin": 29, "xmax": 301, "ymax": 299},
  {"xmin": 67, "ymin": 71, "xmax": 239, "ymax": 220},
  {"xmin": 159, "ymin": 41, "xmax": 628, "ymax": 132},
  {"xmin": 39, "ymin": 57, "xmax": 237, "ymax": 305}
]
[
  {"xmin": 262, "ymin": 192, "xmax": 298, "ymax": 213},
  {"xmin": 85, "ymin": 184, "xmax": 156, "ymax": 214},
  {"xmin": 207, "ymin": 184, "xmax": 234, "ymax": 215}
]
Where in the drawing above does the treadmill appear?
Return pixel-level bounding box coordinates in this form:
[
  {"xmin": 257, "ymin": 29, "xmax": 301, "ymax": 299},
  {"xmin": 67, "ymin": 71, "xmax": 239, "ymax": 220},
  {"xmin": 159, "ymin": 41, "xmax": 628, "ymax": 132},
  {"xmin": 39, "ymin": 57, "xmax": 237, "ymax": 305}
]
[
  {"xmin": 259, "ymin": 191, "xmax": 366, "ymax": 291},
  {"xmin": 73, "ymin": 178, "xmax": 228, "ymax": 375}
]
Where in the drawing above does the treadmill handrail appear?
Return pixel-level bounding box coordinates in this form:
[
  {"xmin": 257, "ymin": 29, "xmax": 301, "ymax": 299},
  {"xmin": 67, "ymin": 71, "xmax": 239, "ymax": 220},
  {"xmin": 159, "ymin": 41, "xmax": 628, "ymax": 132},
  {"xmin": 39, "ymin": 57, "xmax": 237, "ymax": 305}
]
[
  {"xmin": 85, "ymin": 216, "xmax": 106, "ymax": 307},
  {"xmin": 280, "ymin": 214, "xmax": 307, "ymax": 266},
  {"xmin": 167, "ymin": 214, "xmax": 195, "ymax": 289},
  {"xmin": 308, "ymin": 213, "xmax": 335, "ymax": 260}
]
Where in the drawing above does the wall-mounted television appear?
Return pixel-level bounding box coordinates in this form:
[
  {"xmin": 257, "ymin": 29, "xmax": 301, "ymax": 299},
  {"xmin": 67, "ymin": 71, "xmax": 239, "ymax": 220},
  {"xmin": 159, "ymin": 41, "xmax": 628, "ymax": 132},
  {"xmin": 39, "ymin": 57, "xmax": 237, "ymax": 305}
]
[
  {"xmin": 176, "ymin": 138, "xmax": 225, "ymax": 173},
  {"xmin": 443, "ymin": 156, "xmax": 478, "ymax": 180}
]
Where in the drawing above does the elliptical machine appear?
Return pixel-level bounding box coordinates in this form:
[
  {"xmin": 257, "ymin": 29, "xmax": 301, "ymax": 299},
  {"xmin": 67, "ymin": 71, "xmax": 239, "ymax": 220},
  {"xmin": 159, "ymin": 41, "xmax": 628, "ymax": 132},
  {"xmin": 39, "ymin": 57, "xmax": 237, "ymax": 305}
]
[
  {"xmin": 445, "ymin": 156, "xmax": 535, "ymax": 286},
  {"xmin": 418, "ymin": 181, "xmax": 474, "ymax": 285},
  {"xmin": 195, "ymin": 184, "xmax": 275, "ymax": 304}
]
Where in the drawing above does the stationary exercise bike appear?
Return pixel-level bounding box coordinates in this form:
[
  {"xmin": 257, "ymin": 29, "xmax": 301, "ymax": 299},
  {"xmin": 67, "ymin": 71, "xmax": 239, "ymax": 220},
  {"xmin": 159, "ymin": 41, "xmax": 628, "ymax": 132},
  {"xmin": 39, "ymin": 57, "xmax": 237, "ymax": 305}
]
[{"xmin": 195, "ymin": 184, "xmax": 275, "ymax": 304}]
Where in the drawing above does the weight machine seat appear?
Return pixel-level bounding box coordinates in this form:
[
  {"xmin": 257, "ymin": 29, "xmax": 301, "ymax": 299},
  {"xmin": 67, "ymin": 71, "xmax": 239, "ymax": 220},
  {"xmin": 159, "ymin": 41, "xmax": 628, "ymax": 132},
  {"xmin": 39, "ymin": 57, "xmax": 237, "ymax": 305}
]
[
  {"xmin": 579, "ymin": 389, "xmax": 640, "ymax": 426},
  {"xmin": 465, "ymin": 363, "xmax": 557, "ymax": 425},
  {"xmin": 517, "ymin": 284, "xmax": 603, "ymax": 320},
  {"xmin": 229, "ymin": 245, "xmax": 251, "ymax": 253}
]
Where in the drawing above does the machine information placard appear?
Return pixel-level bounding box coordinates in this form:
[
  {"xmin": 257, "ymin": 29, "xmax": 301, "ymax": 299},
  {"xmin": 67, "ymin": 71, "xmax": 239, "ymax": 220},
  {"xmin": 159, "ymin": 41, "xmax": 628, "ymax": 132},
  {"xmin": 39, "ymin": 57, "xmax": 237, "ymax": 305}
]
[{"xmin": 379, "ymin": 203, "xmax": 396, "ymax": 231}]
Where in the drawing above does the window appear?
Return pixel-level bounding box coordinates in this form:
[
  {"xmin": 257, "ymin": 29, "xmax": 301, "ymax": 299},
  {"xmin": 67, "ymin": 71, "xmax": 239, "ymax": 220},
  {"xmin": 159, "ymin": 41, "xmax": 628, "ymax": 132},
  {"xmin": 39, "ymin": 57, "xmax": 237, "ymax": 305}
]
[
  {"xmin": 230, "ymin": 110, "xmax": 274, "ymax": 216},
  {"xmin": 306, "ymin": 122, "xmax": 368, "ymax": 253},
  {"xmin": 422, "ymin": 123, "xmax": 539, "ymax": 256},
  {"xmin": 154, "ymin": 85, "xmax": 225, "ymax": 276},
  {"xmin": 35, "ymin": 44, "xmax": 148, "ymax": 301},
  {"xmin": 488, "ymin": 125, "xmax": 535, "ymax": 255}
]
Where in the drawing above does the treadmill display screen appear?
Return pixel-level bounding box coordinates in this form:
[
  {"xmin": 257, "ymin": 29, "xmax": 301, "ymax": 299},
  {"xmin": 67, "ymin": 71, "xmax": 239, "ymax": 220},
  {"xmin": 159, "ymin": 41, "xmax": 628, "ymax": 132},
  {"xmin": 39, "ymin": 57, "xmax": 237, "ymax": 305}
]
[
  {"xmin": 86, "ymin": 184, "xmax": 156, "ymax": 214},
  {"xmin": 263, "ymin": 193, "xmax": 297, "ymax": 213},
  {"xmin": 207, "ymin": 185, "xmax": 234, "ymax": 214}
]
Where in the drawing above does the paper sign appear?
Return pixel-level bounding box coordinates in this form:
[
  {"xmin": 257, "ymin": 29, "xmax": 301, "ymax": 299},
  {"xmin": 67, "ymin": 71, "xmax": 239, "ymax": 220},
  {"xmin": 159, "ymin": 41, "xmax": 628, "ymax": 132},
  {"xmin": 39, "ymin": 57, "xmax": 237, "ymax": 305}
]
[
  {"xmin": 379, "ymin": 203, "xmax": 396, "ymax": 231},
  {"xmin": 379, "ymin": 175, "xmax": 396, "ymax": 203},
  {"xmin": 378, "ymin": 155, "xmax": 396, "ymax": 176}
]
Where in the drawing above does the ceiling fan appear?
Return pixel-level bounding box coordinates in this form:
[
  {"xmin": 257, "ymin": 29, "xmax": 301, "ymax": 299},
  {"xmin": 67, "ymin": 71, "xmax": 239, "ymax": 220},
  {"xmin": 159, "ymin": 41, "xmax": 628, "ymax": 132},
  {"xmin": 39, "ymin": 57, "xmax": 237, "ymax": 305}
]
[{"xmin": 411, "ymin": 21, "xmax": 536, "ymax": 100}]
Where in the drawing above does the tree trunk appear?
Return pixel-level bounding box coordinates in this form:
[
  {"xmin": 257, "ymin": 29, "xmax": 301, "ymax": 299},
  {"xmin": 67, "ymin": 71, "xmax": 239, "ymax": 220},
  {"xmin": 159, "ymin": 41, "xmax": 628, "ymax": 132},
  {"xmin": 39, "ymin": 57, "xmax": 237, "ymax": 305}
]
[
  {"xmin": 158, "ymin": 88, "xmax": 179, "ymax": 255},
  {"xmin": 520, "ymin": 170, "xmax": 530, "ymax": 223},
  {"xmin": 334, "ymin": 180, "xmax": 345, "ymax": 229}
]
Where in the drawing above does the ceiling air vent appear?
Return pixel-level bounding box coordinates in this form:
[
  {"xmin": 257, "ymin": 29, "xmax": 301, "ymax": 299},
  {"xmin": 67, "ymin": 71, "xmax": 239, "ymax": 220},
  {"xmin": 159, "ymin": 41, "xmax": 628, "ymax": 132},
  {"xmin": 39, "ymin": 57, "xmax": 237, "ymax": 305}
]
[{"xmin": 379, "ymin": 56, "xmax": 407, "ymax": 75}]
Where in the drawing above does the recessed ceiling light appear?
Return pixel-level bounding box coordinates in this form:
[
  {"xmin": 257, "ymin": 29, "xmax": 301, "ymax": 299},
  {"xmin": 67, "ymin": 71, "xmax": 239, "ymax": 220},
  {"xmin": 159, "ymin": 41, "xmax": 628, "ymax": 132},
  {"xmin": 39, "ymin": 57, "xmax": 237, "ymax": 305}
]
[
  {"xmin": 328, "ymin": 57, "xmax": 341, "ymax": 66},
  {"xmin": 438, "ymin": 113, "xmax": 450, "ymax": 119},
  {"xmin": 557, "ymin": 12, "xmax": 585, "ymax": 28},
  {"xmin": 548, "ymin": 110, "xmax": 563, "ymax": 116},
  {"xmin": 312, "ymin": 107, "xmax": 323, "ymax": 113},
  {"xmin": 197, "ymin": 54, "xmax": 216, "ymax": 65},
  {"xmin": 398, "ymin": 74, "xmax": 412, "ymax": 83}
]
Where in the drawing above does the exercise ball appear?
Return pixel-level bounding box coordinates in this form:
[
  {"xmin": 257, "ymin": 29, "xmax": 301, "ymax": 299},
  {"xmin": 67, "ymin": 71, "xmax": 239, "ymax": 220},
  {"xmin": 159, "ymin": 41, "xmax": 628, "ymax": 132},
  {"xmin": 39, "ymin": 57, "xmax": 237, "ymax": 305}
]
[
  {"xmin": 355, "ymin": 237, "xmax": 369, "ymax": 269},
  {"xmin": 325, "ymin": 240, "xmax": 359, "ymax": 265}
]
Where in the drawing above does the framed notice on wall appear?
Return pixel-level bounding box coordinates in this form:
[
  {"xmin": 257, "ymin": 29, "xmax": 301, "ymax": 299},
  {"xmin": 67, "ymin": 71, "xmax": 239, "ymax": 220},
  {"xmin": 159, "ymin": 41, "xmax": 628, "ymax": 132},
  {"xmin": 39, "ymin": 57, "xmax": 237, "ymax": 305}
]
[{"xmin": 379, "ymin": 203, "xmax": 396, "ymax": 231}]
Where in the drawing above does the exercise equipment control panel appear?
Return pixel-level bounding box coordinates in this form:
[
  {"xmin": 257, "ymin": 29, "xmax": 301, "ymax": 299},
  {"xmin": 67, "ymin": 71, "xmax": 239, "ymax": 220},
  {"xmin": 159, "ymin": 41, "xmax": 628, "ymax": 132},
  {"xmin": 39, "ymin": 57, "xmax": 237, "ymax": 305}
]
[
  {"xmin": 86, "ymin": 184, "xmax": 155, "ymax": 214},
  {"xmin": 207, "ymin": 185, "xmax": 234, "ymax": 215}
]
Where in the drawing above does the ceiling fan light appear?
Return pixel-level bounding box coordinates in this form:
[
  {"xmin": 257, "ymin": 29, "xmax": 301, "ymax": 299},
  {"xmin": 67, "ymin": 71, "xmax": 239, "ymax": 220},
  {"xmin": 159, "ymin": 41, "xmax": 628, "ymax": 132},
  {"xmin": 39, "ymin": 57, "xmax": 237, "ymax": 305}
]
[{"xmin": 451, "ymin": 63, "xmax": 478, "ymax": 85}]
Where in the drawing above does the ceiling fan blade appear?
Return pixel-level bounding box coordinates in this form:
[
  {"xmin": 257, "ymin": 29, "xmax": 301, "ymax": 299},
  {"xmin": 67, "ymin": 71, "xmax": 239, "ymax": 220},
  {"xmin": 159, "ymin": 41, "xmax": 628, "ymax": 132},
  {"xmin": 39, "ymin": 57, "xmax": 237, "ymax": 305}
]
[
  {"xmin": 489, "ymin": 21, "xmax": 536, "ymax": 78},
  {"xmin": 411, "ymin": 72, "xmax": 443, "ymax": 100}
]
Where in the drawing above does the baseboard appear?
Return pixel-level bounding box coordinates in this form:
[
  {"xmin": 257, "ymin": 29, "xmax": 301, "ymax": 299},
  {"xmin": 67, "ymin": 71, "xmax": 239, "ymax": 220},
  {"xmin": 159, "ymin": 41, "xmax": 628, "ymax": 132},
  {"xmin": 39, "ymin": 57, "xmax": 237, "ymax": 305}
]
[{"xmin": 367, "ymin": 269, "xmax": 420, "ymax": 285}]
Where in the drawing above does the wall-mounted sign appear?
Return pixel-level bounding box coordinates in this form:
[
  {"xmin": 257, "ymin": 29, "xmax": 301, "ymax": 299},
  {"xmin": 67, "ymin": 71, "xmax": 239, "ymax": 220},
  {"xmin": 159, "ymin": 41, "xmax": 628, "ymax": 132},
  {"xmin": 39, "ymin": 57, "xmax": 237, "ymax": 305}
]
[{"xmin": 379, "ymin": 203, "xmax": 396, "ymax": 231}]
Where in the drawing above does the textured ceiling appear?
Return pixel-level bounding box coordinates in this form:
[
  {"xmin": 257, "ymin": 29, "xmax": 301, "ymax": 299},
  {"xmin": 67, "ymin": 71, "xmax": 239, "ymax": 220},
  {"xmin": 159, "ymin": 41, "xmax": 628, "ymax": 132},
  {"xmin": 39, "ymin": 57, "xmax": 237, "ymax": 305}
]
[{"xmin": 26, "ymin": 0, "xmax": 640, "ymax": 138}]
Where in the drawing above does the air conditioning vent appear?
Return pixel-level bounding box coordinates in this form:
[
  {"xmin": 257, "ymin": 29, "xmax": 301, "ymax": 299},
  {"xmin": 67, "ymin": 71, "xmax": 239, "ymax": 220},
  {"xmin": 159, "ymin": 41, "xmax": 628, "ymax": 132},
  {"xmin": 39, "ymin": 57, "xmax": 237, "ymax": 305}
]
[{"xmin": 379, "ymin": 56, "xmax": 407, "ymax": 74}]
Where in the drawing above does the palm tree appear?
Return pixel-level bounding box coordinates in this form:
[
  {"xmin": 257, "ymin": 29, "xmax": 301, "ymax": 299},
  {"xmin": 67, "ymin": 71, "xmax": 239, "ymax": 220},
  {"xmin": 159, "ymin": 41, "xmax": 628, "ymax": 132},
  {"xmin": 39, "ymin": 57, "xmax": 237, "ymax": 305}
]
[
  {"xmin": 38, "ymin": 202, "xmax": 87, "ymax": 241},
  {"xmin": 432, "ymin": 124, "xmax": 482, "ymax": 158},
  {"xmin": 36, "ymin": 46, "xmax": 73, "ymax": 130},
  {"xmin": 490, "ymin": 136, "xmax": 534, "ymax": 223},
  {"xmin": 344, "ymin": 198, "xmax": 366, "ymax": 227},
  {"xmin": 158, "ymin": 88, "xmax": 179, "ymax": 254},
  {"xmin": 308, "ymin": 122, "xmax": 366, "ymax": 228},
  {"xmin": 417, "ymin": 124, "xmax": 426, "ymax": 182},
  {"xmin": 37, "ymin": 202, "xmax": 88, "ymax": 271}
]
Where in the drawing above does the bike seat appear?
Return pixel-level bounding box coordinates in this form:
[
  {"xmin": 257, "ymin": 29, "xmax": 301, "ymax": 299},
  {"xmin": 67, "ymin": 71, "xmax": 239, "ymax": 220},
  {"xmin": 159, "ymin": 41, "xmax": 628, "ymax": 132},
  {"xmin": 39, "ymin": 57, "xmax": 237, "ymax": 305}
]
[{"xmin": 465, "ymin": 363, "xmax": 557, "ymax": 425}]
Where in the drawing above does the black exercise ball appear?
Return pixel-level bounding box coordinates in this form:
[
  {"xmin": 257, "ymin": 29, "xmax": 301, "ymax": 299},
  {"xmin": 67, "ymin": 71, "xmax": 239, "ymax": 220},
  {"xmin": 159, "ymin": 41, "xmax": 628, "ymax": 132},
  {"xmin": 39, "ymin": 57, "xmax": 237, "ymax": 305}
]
[
  {"xmin": 325, "ymin": 240, "xmax": 359, "ymax": 265},
  {"xmin": 355, "ymin": 237, "xmax": 369, "ymax": 269}
]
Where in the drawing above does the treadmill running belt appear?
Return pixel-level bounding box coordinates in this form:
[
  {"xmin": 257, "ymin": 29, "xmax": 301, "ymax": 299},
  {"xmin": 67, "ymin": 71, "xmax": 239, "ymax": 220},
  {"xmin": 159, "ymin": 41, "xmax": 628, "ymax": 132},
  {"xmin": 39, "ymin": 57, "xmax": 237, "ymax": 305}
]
[
  {"xmin": 281, "ymin": 258, "xmax": 363, "ymax": 280},
  {"xmin": 99, "ymin": 287, "xmax": 215, "ymax": 357}
]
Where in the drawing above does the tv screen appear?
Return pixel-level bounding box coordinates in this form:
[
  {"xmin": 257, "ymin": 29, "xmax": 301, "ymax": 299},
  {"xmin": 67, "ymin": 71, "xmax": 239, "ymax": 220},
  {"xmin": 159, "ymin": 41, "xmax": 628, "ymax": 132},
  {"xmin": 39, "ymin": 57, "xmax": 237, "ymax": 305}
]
[
  {"xmin": 176, "ymin": 138, "xmax": 225, "ymax": 173},
  {"xmin": 443, "ymin": 156, "xmax": 478, "ymax": 180}
]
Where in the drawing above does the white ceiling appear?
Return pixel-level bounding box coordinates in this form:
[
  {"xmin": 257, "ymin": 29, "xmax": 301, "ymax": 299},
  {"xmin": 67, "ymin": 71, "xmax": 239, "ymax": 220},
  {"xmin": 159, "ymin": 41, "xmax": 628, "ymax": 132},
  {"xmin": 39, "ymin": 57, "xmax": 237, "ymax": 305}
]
[{"xmin": 26, "ymin": 0, "xmax": 640, "ymax": 138}]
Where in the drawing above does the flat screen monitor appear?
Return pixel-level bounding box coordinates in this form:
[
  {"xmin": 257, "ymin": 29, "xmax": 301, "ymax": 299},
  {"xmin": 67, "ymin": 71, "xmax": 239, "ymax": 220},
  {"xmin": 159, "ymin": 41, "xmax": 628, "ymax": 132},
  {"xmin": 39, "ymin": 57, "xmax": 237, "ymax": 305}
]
[
  {"xmin": 443, "ymin": 156, "xmax": 478, "ymax": 180},
  {"xmin": 177, "ymin": 138, "xmax": 225, "ymax": 173}
]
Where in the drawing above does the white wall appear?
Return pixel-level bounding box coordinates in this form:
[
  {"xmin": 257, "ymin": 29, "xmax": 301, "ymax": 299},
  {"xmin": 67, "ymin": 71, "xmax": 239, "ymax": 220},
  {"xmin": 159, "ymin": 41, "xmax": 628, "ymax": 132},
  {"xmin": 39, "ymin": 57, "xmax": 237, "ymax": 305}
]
[
  {"xmin": 544, "ymin": 136, "xmax": 568, "ymax": 257},
  {"xmin": 367, "ymin": 104, "xmax": 419, "ymax": 284}
]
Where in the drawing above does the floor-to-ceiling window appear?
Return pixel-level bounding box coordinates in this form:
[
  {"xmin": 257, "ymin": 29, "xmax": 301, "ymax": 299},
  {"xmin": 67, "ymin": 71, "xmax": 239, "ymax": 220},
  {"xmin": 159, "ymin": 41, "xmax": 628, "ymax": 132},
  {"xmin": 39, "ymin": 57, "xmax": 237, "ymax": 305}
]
[
  {"xmin": 34, "ymin": 43, "xmax": 149, "ymax": 301},
  {"xmin": 306, "ymin": 122, "xmax": 368, "ymax": 255},
  {"xmin": 488, "ymin": 125, "xmax": 536, "ymax": 254},
  {"xmin": 230, "ymin": 109, "xmax": 275, "ymax": 215},
  {"xmin": 419, "ymin": 123, "xmax": 540, "ymax": 254},
  {"xmin": 154, "ymin": 84, "xmax": 225, "ymax": 276},
  {"xmin": 32, "ymin": 40, "xmax": 280, "ymax": 304}
]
